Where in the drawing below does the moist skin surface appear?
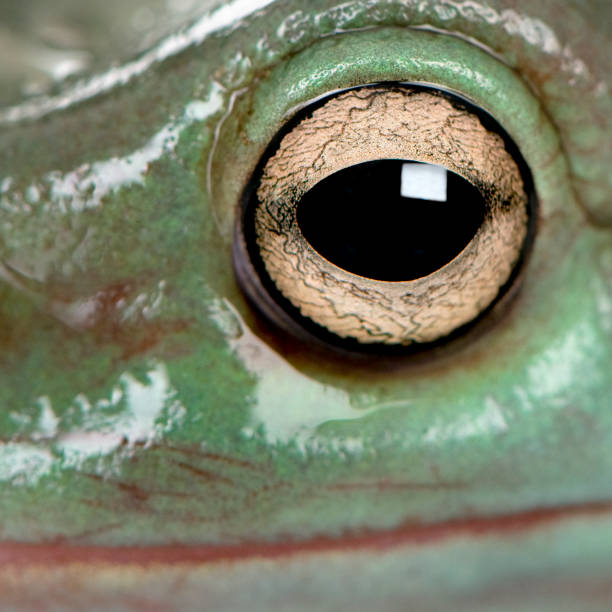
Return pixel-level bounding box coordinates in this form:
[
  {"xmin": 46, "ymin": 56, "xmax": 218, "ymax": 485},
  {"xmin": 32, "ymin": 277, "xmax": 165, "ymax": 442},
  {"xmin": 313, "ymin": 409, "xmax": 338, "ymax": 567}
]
[{"xmin": 0, "ymin": 1, "xmax": 611, "ymax": 609}]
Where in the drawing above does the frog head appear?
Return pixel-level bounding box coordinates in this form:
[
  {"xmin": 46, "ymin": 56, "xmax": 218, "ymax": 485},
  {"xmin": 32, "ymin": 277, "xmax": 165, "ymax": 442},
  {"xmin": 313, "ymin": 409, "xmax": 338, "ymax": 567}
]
[{"xmin": 1, "ymin": 1, "xmax": 611, "ymax": 609}]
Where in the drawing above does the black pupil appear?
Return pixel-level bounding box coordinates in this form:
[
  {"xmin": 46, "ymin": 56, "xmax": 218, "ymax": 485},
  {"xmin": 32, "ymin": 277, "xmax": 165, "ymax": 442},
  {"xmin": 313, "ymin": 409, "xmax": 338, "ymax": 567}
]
[{"xmin": 297, "ymin": 159, "xmax": 486, "ymax": 281}]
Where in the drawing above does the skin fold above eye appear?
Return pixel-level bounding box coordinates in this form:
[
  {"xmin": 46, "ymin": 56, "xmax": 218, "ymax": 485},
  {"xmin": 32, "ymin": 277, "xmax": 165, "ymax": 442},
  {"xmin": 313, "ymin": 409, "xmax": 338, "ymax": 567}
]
[{"xmin": 0, "ymin": 0, "xmax": 611, "ymax": 608}]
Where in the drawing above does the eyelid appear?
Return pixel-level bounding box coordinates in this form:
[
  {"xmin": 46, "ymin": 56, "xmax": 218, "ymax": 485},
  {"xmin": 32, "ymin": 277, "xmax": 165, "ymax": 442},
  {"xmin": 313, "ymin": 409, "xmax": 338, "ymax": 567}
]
[{"xmin": 212, "ymin": 27, "xmax": 570, "ymax": 238}]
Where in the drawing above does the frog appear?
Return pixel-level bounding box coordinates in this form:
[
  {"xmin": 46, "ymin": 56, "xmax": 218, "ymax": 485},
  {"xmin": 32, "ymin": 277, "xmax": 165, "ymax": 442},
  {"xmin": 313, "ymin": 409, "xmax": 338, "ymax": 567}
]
[{"xmin": 0, "ymin": 0, "xmax": 611, "ymax": 610}]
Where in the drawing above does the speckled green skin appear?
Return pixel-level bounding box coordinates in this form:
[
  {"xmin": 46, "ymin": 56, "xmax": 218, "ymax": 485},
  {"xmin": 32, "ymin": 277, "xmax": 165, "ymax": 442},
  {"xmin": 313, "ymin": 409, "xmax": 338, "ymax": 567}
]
[{"xmin": 0, "ymin": 0, "xmax": 611, "ymax": 606}]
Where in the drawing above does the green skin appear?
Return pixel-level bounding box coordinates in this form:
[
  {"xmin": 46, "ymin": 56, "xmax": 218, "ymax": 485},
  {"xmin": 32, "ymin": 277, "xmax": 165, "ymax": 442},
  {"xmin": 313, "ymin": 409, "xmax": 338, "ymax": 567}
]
[{"xmin": 0, "ymin": 0, "xmax": 611, "ymax": 608}]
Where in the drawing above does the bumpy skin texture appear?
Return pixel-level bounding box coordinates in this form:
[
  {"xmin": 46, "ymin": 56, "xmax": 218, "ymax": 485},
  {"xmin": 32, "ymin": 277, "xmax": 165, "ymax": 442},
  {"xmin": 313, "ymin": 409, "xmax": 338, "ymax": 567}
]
[
  {"xmin": 0, "ymin": 0, "xmax": 611, "ymax": 610},
  {"xmin": 255, "ymin": 87, "xmax": 527, "ymax": 344}
]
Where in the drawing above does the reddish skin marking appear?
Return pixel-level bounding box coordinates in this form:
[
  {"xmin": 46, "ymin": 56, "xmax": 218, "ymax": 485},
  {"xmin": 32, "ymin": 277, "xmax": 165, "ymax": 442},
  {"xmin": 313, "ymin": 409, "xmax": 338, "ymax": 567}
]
[
  {"xmin": 115, "ymin": 481, "xmax": 151, "ymax": 502},
  {"xmin": 171, "ymin": 460, "xmax": 235, "ymax": 486},
  {"xmin": 65, "ymin": 279, "xmax": 193, "ymax": 359},
  {"xmin": 80, "ymin": 472, "xmax": 193, "ymax": 503},
  {"xmin": 117, "ymin": 319, "xmax": 192, "ymax": 359},
  {"xmin": 3, "ymin": 500, "xmax": 612, "ymax": 567},
  {"xmin": 165, "ymin": 445, "xmax": 264, "ymax": 471},
  {"xmin": 81, "ymin": 473, "xmax": 151, "ymax": 502}
]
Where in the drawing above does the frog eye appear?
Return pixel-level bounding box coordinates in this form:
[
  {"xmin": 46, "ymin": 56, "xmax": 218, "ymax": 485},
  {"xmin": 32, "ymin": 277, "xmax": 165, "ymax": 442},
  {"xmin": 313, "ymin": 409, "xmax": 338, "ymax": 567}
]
[{"xmin": 235, "ymin": 85, "xmax": 535, "ymax": 348}]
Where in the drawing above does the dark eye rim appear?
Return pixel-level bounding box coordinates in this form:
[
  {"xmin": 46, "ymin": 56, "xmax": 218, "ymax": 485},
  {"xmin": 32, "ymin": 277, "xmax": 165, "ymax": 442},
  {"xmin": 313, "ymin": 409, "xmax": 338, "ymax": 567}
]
[{"xmin": 233, "ymin": 81, "xmax": 538, "ymax": 356}]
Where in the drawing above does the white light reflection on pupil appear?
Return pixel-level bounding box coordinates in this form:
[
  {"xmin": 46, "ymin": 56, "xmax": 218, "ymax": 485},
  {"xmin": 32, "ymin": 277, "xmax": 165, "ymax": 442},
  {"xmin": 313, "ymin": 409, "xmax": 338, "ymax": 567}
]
[{"xmin": 400, "ymin": 162, "xmax": 448, "ymax": 202}]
